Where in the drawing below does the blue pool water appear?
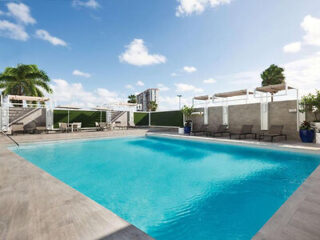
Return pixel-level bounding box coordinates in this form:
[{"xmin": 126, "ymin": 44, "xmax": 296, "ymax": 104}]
[{"xmin": 12, "ymin": 136, "xmax": 320, "ymax": 240}]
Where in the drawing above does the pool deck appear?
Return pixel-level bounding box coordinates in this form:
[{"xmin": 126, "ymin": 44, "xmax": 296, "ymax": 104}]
[
  {"xmin": 1, "ymin": 130, "xmax": 320, "ymax": 240},
  {"xmin": 0, "ymin": 129, "xmax": 154, "ymax": 240}
]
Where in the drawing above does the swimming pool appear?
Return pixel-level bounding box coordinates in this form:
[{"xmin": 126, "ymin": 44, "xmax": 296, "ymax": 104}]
[{"xmin": 12, "ymin": 135, "xmax": 320, "ymax": 240}]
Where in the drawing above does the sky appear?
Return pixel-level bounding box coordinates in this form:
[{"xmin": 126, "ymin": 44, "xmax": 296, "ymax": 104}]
[{"xmin": 0, "ymin": 0, "xmax": 320, "ymax": 110}]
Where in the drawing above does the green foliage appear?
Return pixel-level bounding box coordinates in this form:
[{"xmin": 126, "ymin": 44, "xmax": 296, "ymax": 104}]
[
  {"xmin": 148, "ymin": 101, "xmax": 158, "ymax": 111},
  {"xmin": 128, "ymin": 94, "xmax": 137, "ymax": 103},
  {"xmin": 300, "ymin": 121, "xmax": 313, "ymax": 130},
  {"xmin": 0, "ymin": 64, "xmax": 52, "ymax": 97},
  {"xmin": 299, "ymin": 90, "xmax": 320, "ymax": 121},
  {"xmin": 261, "ymin": 64, "xmax": 285, "ymax": 87},
  {"xmin": 181, "ymin": 105, "xmax": 194, "ymax": 119},
  {"xmin": 151, "ymin": 111, "xmax": 183, "ymax": 127},
  {"xmin": 53, "ymin": 110, "xmax": 106, "ymax": 128},
  {"xmin": 134, "ymin": 112, "xmax": 149, "ymax": 125}
]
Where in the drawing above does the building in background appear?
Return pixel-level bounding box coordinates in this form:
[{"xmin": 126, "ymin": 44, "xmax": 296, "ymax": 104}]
[{"xmin": 136, "ymin": 88, "xmax": 159, "ymax": 111}]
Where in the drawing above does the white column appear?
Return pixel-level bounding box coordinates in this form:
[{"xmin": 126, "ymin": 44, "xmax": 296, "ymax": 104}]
[
  {"xmin": 204, "ymin": 101, "xmax": 208, "ymax": 125},
  {"xmin": 46, "ymin": 108, "xmax": 54, "ymax": 130},
  {"xmin": 260, "ymin": 93, "xmax": 269, "ymax": 130},
  {"xmin": 222, "ymin": 105, "xmax": 228, "ymax": 125}
]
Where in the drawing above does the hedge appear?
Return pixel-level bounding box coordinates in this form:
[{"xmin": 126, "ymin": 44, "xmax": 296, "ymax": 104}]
[
  {"xmin": 134, "ymin": 112, "xmax": 149, "ymax": 126},
  {"xmin": 150, "ymin": 111, "xmax": 183, "ymax": 127},
  {"xmin": 53, "ymin": 110, "xmax": 106, "ymax": 128}
]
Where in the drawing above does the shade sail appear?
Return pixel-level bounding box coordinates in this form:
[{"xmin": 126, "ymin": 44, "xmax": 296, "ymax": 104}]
[
  {"xmin": 255, "ymin": 83, "xmax": 295, "ymax": 93},
  {"xmin": 55, "ymin": 105, "xmax": 81, "ymax": 109},
  {"xmin": 94, "ymin": 107, "xmax": 110, "ymax": 111},
  {"xmin": 193, "ymin": 95, "xmax": 211, "ymax": 101},
  {"xmin": 214, "ymin": 89, "xmax": 253, "ymax": 98},
  {"xmin": 8, "ymin": 95, "xmax": 49, "ymax": 102}
]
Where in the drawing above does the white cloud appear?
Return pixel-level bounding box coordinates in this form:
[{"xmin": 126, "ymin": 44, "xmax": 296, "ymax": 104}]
[
  {"xmin": 175, "ymin": 83, "xmax": 203, "ymax": 93},
  {"xmin": 283, "ymin": 42, "xmax": 301, "ymax": 53},
  {"xmin": 183, "ymin": 66, "xmax": 197, "ymax": 73},
  {"xmin": 119, "ymin": 39, "xmax": 166, "ymax": 66},
  {"xmin": 301, "ymin": 15, "xmax": 320, "ymax": 46},
  {"xmin": 125, "ymin": 84, "xmax": 134, "ymax": 89},
  {"xmin": 0, "ymin": 20, "xmax": 28, "ymax": 41},
  {"xmin": 7, "ymin": 2, "xmax": 36, "ymax": 25},
  {"xmin": 72, "ymin": 0, "xmax": 100, "ymax": 9},
  {"xmin": 176, "ymin": 0, "xmax": 231, "ymax": 17},
  {"xmin": 158, "ymin": 95, "xmax": 190, "ymax": 110},
  {"xmin": 157, "ymin": 83, "xmax": 169, "ymax": 91},
  {"xmin": 50, "ymin": 79, "xmax": 121, "ymax": 108},
  {"xmin": 284, "ymin": 54, "xmax": 320, "ymax": 95},
  {"xmin": 35, "ymin": 29, "xmax": 67, "ymax": 46},
  {"xmin": 72, "ymin": 70, "xmax": 91, "ymax": 78},
  {"xmin": 136, "ymin": 80, "xmax": 144, "ymax": 86},
  {"xmin": 203, "ymin": 78, "xmax": 216, "ymax": 84},
  {"xmin": 171, "ymin": 72, "xmax": 178, "ymax": 77}
]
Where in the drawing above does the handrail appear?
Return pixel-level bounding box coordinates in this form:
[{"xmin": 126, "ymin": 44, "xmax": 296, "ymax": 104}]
[{"xmin": 1, "ymin": 131, "xmax": 19, "ymax": 147}]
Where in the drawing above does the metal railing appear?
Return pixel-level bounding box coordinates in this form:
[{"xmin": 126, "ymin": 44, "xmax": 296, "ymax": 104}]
[{"xmin": 1, "ymin": 131, "xmax": 19, "ymax": 147}]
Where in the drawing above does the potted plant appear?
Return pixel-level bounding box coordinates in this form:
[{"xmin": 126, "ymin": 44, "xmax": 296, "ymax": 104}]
[
  {"xmin": 181, "ymin": 105, "xmax": 194, "ymax": 134},
  {"xmin": 299, "ymin": 90, "xmax": 320, "ymax": 143},
  {"xmin": 299, "ymin": 121, "xmax": 315, "ymax": 143}
]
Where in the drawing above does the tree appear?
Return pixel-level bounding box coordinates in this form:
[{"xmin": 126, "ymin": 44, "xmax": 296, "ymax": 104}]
[
  {"xmin": 127, "ymin": 94, "xmax": 137, "ymax": 103},
  {"xmin": 261, "ymin": 64, "xmax": 285, "ymax": 102},
  {"xmin": 299, "ymin": 90, "xmax": 320, "ymax": 122},
  {"xmin": 0, "ymin": 64, "xmax": 53, "ymax": 98},
  {"xmin": 148, "ymin": 101, "xmax": 158, "ymax": 111},
  {"xmin": 181, "ymin": 105, "xmax": 194, "ymax": 120}
]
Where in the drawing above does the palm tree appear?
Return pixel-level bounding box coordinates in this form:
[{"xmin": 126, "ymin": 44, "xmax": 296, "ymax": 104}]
[
  {"xmin": 148, "ymin": 101, "xmax": 158, "ymax": 111},
  {"xmin": 261, "ymin": 64, "xmax": 285, "ymax": 102},
  {"xmin": 127, "ymin": 94, "xmax": 137, "ymax": 103},
  {"xmin": 0, "ymin": 64, "xmax": 53, "ymax": 99}
]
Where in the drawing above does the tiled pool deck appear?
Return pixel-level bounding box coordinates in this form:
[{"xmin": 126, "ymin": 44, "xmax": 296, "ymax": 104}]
[{"xmin": 0, "ymin": 130, "xmax": 319, "ymax": 240}]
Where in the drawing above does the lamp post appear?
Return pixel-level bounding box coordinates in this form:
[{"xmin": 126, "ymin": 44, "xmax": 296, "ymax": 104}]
[{"xmin": 177, "ymin": 95, "xmax": 182, "ymax": 109}]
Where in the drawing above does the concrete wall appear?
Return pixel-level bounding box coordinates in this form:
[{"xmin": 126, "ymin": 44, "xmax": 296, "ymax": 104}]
[
  {"xmin": 269, "ymin": 100, "xmax": 298, "ymax": 140},
  {"xmin": 9, "ymin": 107, "xmax": 46, "ymax": 130},
  {"xmin": 229, "ymin": 103, "xmax": 260, "ymax": 133},
  {"xmin": 190, "ymin": 100, "xmax": 299, "ymax": 140}
]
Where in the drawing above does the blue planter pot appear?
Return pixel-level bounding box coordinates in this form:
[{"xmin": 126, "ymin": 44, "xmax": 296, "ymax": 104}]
[
  {"xmin": 184, "ymin": 126, "xmax": 191, "ymax": 134},
  {"xmin": 299, "ymin": 129, "xmax": 315, "ymax": 143}
]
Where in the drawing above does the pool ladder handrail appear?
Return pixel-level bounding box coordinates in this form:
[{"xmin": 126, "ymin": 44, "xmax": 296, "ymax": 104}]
[{"xmin": 1, "ymin": 130, "xmax": 19, "ymax": 147}]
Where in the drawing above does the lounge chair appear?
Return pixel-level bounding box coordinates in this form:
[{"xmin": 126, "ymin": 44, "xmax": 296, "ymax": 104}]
[
  {"xmin": 73, "ymin": 122, "xmax": 82, "ymax": 132},
  {"xmin": 229, "ymin": 125, "xmax": 256, "ymax": 139},
  {"xmin": 258, "ymin": 125, "xmax": 287, "ymax": 142},
  {"xmin": 59, "ymin": 122, "xmax": 70, "ymax": 132},
  {"xmin": 208, "ymin": 124, "xmax": 229, "ymax": 137},
  {"xmin": 190, "ymin": 125, "xmax": 208, "ymax": 136},
  {"xmin": 11, "ymin": 123, "xmax": 24, "ymax": 135},
  {"xmin": 100, "ymin": 122, "xmax": 108, "ymax": 131},
  {"xmin": 114, "ymin": 121, "xmax": 127, "ymax": 130},
  {"xmin": 95, "ymin": 122, "xmax": 103, "ymax": 131}
]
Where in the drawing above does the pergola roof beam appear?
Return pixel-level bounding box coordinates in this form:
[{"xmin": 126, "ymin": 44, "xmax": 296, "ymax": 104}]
[{"xmin": 214, "ymin": 89, "xmax": 253, "ymax": 98}]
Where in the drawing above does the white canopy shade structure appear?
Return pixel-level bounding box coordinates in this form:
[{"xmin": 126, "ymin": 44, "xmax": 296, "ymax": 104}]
[
  {"xmin": 254, "ymin": 83, "xmax": 300, "ymax": 130},
  {"xmin": 8, "ymin": 95, "xmax": 50, "ymax": 102},
  {"xmin": 214, "ymin": 89, "xmax": 253, "ymax": 99},
  {"xmin": 212, "ymin": 89, "xmax": 253, "ymax": 126},
  {"xmin": 255, "ymin": 83, "xmax": 295, "ymax": 94},
  {"xmin": 192, "ymin": 95, "xmax": 213, "ymax": 125}
]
